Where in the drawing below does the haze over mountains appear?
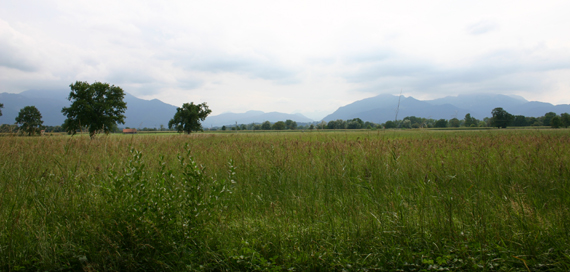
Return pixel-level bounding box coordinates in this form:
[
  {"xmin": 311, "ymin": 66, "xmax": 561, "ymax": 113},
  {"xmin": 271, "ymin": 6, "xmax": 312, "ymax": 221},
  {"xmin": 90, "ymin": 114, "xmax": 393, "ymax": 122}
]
[{"xmin": 1, "ymin": 90, "xmax": 569, "ymax": 128}]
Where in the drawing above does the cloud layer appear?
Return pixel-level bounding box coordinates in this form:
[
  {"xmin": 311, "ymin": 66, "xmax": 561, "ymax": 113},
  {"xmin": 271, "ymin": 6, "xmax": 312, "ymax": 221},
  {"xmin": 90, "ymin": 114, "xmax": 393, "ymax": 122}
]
[{"xmin": 1, "ymin": 0, "xmax": 569, "ymax": 119}]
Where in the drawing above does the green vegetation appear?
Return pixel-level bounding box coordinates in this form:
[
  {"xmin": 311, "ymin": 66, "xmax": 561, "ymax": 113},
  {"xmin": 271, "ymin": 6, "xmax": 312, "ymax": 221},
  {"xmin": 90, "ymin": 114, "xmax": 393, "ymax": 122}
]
[
  {"xmin": 15, "ymin": 105, "xmax": 44, "ymax": 136},
  {"xmin": 168, "ymin": 102, "xmax": 212, "ymax": 134},
  {"xmin": 1, "ymin": 129, "xmax": 570, "ymax": 271},
  {"xmin": 62, "ymin": 81, "xmax": 127, "ymax": 138}
]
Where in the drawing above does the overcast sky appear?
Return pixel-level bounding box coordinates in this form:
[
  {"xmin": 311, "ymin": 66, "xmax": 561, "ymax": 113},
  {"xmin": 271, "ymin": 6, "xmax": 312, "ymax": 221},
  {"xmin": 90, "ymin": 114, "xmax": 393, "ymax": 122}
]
[{"xmin": 1, "ymin": 0, "xmax": 569, "ymax": 119}]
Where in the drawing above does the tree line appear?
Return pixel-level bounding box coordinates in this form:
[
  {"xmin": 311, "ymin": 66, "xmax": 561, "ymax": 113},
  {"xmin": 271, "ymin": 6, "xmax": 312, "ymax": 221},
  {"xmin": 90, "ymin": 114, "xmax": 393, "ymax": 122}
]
[{"xmin": 378, "ymin": 108, "xmax": 569, "ymax": 129}]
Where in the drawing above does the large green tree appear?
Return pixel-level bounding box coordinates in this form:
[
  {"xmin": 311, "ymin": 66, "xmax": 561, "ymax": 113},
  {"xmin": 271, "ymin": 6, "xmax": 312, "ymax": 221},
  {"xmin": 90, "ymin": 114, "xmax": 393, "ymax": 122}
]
[
  {"xmin": 62, "ymin": 81, "xmax": 127, "ymax": 138},
  {"xmin": 168, "ymin": 102, "xmax": 212, "ymax": 134},
  {"xmin": 0, "ymin": 103, "xmax": 3, "ymax": 116},
  {"xmin": 15, "ymin": 106, "xmax": 43, "ymax": 136},
  {"xmin": 491, "ymin": 107, "xmax": 514, "ymax": 128}
]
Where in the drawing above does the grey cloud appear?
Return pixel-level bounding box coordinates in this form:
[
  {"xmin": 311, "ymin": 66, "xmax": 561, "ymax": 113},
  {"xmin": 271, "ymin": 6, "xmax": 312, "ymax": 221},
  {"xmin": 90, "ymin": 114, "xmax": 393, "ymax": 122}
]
[
  {"xmin": 343, "ymin": 51, "xmax": 432, "ymax": 83},
  {"xmin": 106, "ymin": 69, "xmax": 156, "ymax": 85},
  {"xmin": 177, "ymin": 78, "xmax": 203, "ymax": 90},
  {"xmin": 0, "ymin": 36, "xmax": 39, "ymax": 72},
  {"xmin": 347, "ymin": 48, "xmax": 570, "ymax": 96},
  {"xmin": 466, "ymin": 20, "xmax": 499, "ymax": 35},
  {"xmin": 173, "ymin": 53, "xmax": 300, "ymax": 84}
]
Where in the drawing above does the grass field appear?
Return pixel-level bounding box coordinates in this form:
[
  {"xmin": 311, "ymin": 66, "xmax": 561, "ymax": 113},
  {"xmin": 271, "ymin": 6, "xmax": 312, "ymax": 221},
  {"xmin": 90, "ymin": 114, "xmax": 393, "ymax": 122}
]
[{"xmin": 1, "ymin": 129, "xmax": 569, "ymax": 271}]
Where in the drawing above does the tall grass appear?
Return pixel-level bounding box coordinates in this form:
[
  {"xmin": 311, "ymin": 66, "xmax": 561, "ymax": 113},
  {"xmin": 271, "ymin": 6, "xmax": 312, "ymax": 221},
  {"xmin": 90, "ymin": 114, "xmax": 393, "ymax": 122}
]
[{"xmin": 1, "ymin": 129, "xmax": 569, "ymax": 271}]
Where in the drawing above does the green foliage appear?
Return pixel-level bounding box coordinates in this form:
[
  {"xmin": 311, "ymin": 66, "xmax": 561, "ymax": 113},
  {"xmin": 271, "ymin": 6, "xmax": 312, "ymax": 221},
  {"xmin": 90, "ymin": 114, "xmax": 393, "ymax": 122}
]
[
  {"xmin": 560, "ymin": 113, "xmax": 570, "ymax": 128},
  {"xmin": 543, "ymin": 112, "xmax": 557, "ymax": 126},
  {"xmin": 449, "ymin": 118, "xmax": 460, "ymax": 127},
  {"xmin": 491, "ymin": 107, "xmax": 514, "ymax": 128},
  {"xmin": 435, "ymin": 119, "xmax": 448, "ymax": 128},
  {"xmin": 168, "ymin": 102, "xmax": 212, "ymax": 134},
  {"xmin": 347, "ymin": 118, "xmax": 363, "ymax": 129},
  {"xmin": 15, "ymin": 105, "xmax": 43, "ymax": 136},
  {"xmin": 285, "ymin": 119, "xmax": 297, "ymax": 130},
  {"xmin": 384, "ymin": 120, "xmax": 397, "ymax": 128},
  {"xmin": 261, "ymin": 121, "xmax": 271, "ymax": 130},
  {"xmin": 464, "ymin": 113, "xmax": 475, "ymax": 127},
  {"xmin": 272, "ymin": 121, "xmax": 286, "ymax": 130},
  {"xmin": 550, "ymin": 115, "xmax": 562, "ymax": 128},
  {"xmin": 61, "ymin": 81, "xmax": 127, "ymax": 138},
  {"xmin": 327, "ymin": 119, "xmax": 347, "ymax": 129},
  {"xmin": 0, "ymin": 102, "xmax": 3, "ymax": 116},
  {"xmin": 513, "ymin": 115, "xmax": 528, "ymax": 126}
]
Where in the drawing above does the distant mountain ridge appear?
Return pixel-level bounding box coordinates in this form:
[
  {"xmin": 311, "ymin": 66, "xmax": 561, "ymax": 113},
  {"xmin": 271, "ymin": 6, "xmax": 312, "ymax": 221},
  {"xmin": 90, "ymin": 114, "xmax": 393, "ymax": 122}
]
[
  {"xmin": 202, "ymin": 110, "xmax": 313, "ymax": 127},
  {"xmin": 2, "ymin": 90, "xmax": 568, "ymax": 128},
  {"xmin": 0, "ymin": 90, "xmax": 179, "ymax": 128},
  {"xmin": 0, "ymin": 90, "xmax": 313, "ymax": 128},
  {"xmin": 323, "ymin": 93, "xmax": 570, "ymax": 123}
]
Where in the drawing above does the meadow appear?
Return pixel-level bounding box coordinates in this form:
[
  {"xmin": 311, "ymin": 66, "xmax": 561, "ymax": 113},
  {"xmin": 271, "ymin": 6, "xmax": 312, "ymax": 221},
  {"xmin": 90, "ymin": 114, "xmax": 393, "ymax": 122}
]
[{"xmin": 1, "ymin": 129, "xmax": 569, "ymax": 271}]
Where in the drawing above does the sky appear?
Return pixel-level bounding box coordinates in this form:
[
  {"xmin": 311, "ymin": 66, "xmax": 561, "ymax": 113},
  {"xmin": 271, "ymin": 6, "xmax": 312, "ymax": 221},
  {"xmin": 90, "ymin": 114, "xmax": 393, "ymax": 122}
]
[{"xmin": 1, "ymin": 0, "xmax": 569, "ymax": 120}]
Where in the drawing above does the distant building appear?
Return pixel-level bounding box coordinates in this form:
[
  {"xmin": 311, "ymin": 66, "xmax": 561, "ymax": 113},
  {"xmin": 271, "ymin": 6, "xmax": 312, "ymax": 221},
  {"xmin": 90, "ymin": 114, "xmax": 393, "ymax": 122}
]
[{"xmin": 122, "ymin": 128, "xmax": 137, "ymax": 134}]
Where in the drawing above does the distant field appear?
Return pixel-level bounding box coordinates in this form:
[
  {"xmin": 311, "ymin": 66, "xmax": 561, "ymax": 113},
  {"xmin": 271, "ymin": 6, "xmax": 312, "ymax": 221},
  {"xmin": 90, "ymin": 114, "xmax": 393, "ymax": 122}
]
[{"xmin": 1, "ymin": 129, "xmax": 569, "ymax": 271}]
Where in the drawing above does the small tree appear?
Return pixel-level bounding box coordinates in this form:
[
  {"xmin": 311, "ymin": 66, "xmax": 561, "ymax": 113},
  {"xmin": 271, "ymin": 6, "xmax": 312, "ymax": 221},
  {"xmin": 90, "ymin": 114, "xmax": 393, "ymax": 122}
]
[
  {"xmin": 62, "ymin": 81, "xmax": 127, "ymax": 138},
  {"xmin": 0, "ymin": 103, "xmax": 3, "ymax": 116},
  {"xmin": 434, "ymin": 119, "xmax": 448, "ymax": 128},
  {"xmin": 168, "ymin": 102, "xmax": 212, "ymax": 134},
  {"xmin": 491, "ymin": 107, "xmax": 514, "ymax": 128},
  {"xmin": 384, "ymin": 121, "xmax": 397, "ymax": 129},
  {"xmin": 16, "ymin": 106, "xmax": 43, "ymax": 136},
  {"xmin": 449, "ymin": 118, "xmax": 460, "ymax": 127},
  {"xmin": 464, "ymin": 113, "xmax": 473, "ymax": 127},
  {"xmin": 272, "ymin": 121, "xmax": 286, "ymax": 130},
  {"xmin": 261, "ymin": 121, "xmax": 271, "ymax": 130},
  {"xmin": 285, "ymin": 119, "xmax": 298, "ymax": 130}
]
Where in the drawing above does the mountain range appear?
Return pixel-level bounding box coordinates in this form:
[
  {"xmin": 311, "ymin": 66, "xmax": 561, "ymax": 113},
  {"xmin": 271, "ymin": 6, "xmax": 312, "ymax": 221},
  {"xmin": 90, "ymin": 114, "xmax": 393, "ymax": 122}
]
[
  {"xmin": 323, "ymin": 93, "xmax": 570, "ymax": 123},
  {"xmin": 0, "ymin": 90, "xmax": 313, "ymax": 128},
  {"xmin": 0, "ymin": 89, "xmax": 181, "ymax": 128},
  {"xmin": 1, "ymin": 90, "xmax": 569, "ymax": 128},
  {"xmin": 201, "ymin": 111, "xmax": 313, "ymax": 128}
]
